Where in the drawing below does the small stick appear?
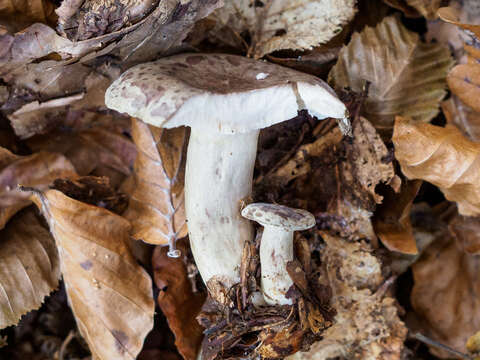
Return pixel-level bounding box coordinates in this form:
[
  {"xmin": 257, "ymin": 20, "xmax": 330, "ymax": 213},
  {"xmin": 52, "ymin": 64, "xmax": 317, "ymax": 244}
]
[
  {"xmin": 413, "ymin": 332, "xmax": 473, "ymax": 360},
  {"xmin": 59, "ymin": 330, "xmax": 75, "ymax": 360}
]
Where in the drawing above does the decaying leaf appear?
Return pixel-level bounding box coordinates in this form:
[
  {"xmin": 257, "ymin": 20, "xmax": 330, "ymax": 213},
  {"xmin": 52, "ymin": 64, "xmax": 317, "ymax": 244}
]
[
  {"xmin": 288, "ymin": 234, "xmax": 407, "ymax": 360},
  {"xmin": 210, "ymin": 0, "xmax": 356, "ymax": 58},
  {"xmin": 123, "ymin": 119, "xmax": 187, "ymax": 247},
  {"xmin": 329, "ymin": 16, "xmax": 453, "ymax": 130},
  {"xmin": 411, "ymin": 231, "xmax": 480, "ymax": 358},
  {"xmin": 393, "ymin": 117, "xmax": 480, "ymax": 216},
  {"xmin": 0, "ymin": 208, "xmax": 60, "ymax": 329},
  {"xmin": 153, "ymin": 239, "xmax": 205, "ymax": 360},
  {"xmin": 373, "ymin": 180, "xmax": 422, "ymax": 254},
  {"xmin": 30, "ymin": 188, "xmax": 154, "ymax": 360},
  {"xmin": 0, "ymin": 148, "xmax": 76, "ymax": 229}
]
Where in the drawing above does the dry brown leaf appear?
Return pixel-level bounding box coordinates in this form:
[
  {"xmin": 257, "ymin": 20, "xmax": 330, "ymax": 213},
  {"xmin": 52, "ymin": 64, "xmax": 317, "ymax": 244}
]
[
  {"xmin": 411, "ymin": 232, "xmax": 480, "ymax": 358},
  {"xmin": 210, "ymin": 0, "xmax": 356, "ymax": 58},
  {"xmin": 288, "ymin": 234, "xmax": 407, "ymax": 360},
  {"xmin": 447, "ymin": 63, "xmax": 480, "ymax": 114},
  {"xmin": 0, "ymin": 148, "xmax": 76, "ymax": 229},
  {"xmin": 393, "ymin": 117, "xmax": 480, "ymax": 216},
  {"xmin": 373, "ymin": 180, "xmax": 422, "ymax": 254},
  {"xmin": 329, "ymin": 16, "xmax": 453, "ymax": 130},
  {"xmin": 0, "ymin": 208, "xmax": 60, "ymax": 329},
  {"xmin": 153, "ymin": 239, "xmax": 205, "ymax": 360},
  {"xmin": 123, "ymin": 119, "xmax": 187, "ymax": 247},
  {"xmin": 30, "ymin": 188, "xmax": 154, "ymax": 360},
  {"xmin": 28, "ymin": 125, "xmax": 136, "ymax": 184}
]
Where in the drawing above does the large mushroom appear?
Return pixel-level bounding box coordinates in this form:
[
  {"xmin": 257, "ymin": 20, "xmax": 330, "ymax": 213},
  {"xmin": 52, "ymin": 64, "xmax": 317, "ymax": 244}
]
[{"xmin": 105, "ymin": 53, "xmax": 346, "ymax": 302}]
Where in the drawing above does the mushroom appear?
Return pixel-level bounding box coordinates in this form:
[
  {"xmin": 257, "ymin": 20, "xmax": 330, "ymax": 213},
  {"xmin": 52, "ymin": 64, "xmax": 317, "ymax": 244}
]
[
  {"xmin": 242, "ymin": 203, "xmax": 315, "ymax": 305},
  {"xmin": 105, "ymin": 53, "xmax": 346, "ymax": 302}
]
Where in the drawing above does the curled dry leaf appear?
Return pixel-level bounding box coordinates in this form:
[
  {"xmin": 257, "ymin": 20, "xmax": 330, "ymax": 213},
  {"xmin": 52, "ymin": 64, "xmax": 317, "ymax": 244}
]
[
  {"xmin": 153, "ymin": 239, "xmax": 205, "ymax": 360},
  {"xmin": 373, "ymin": 180, "xmax": 422, "ymax": 255},
  {"xmin": 288, "ymin": 234, "xmax": 407, "ymax": 360},
  {"xmin": 30, "ymin": 188, "xmax": 155, "ymax": 360},
  {"xmin": 329, "ymin": 16, "xmax": 453, "ymax": 130},
  {"xmin": 393, "ymin": 117, "xmax": 480, "ymax": 216},
  {"xmin": 211, "ymin": 0, "xmax": 356, "ymax": 58},
  {"xmin": 406, "ymin": 0, "xmax": 442, "ymax": 19},
  {"xmin": 411, "ymin": 232, "xmax": 480, "ymax": 358},
  {"xmin": 0, "ymin": 147, "xmax": 76, "ymax": 229},
  {"xmin": 123, "ymin": 119, "xmax": 187, "ymax": 247},
  {"xmin": 0, "ymin": 208, "xmax": 60, "ymax": 329}
]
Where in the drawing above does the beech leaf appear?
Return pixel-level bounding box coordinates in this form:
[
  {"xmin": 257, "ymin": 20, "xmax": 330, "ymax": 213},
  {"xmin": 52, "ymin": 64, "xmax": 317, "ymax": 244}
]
[
  {"xmin": 153, "ymin": 240, "xmax": 205, "ymax": 360},
  {"xmin": 30, "ymin": 188, "xmax": 155, "ymax": 360},
  {"xmin": 411, "ymin": 232, "xmax": 480, "ymax": 358},
  {"xmin": 442, "ymin": 97, "xmax": 480, "ymax": 142},
  {"xmin": 0, "ymin": 208, "xmax": 60, "ymax": 329},
  {"xmin": 447, "ymin": 63, "xmax": 480, "ymax": 114},
  {"xmin": 393, "ymin": 117, "xmax": 480, "ymax": 216},
  {"xmin": 329, "ymin": 16, "xmax": 453, "ymax": 130},
  {"xmin": 123, "ymin": 119, "xmax": 187, "ymax": 247},
  {"xmin": 0, "ymin": 148, "xmax": 76, "ymax": 229},
  {"xmin": 211, "ymin": 0, "xmax": 356, "ymax": 58}
]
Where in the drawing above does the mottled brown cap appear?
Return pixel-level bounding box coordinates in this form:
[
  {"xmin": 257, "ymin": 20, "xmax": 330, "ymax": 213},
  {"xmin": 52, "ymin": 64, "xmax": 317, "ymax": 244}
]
[
  {"xmin": 241, "ymin": 203, "xmax": 315, "ymax": 231},
  {"xmin": 105, "ymin": 53, "xmax": 346, "ymax": 134}
]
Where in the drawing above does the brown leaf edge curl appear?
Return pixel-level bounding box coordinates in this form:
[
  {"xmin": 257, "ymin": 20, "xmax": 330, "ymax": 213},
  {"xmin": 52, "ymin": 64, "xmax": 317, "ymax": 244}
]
[
  {"xmin": 393, "ymin": 116, "xmax": 480, "ymax": 216},
  {"xmin": 0, "ymin": 208, "xmax": 60, "ymax": 329},
  {"xmin": 153, "ymin": 239, "xmax": 205, "ymax": 360},
  {"xmin": 28, "ymin": 187, "xmax": 154, "ymax": 360},
  {"xmin": 123, "ymin": 119, "xmax": 188, "ymax": 256},
  {"xmin": 373, "ymin": 179, "xmax": 422, "ymax": 254}
]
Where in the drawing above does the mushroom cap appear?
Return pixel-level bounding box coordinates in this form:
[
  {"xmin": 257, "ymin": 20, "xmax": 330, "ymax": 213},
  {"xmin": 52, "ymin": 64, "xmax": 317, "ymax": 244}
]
[
  {"xmin": 241, "ymin": 203, "xmax": 316, "ymax": 231},
  {"xmin": 105, "ymin": 53, "xmax": 346, "ymax": 134}
]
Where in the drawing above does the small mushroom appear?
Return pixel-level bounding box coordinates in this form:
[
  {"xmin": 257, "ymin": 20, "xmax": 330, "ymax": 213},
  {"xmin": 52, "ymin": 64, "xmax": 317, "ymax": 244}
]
[
  {"xmin": 242, "ymin": 203, "xmax": 316, "ymax": 305},
  {"xmin": 105, "ymin": 53, "xmax": 345, "ymax": 302}
]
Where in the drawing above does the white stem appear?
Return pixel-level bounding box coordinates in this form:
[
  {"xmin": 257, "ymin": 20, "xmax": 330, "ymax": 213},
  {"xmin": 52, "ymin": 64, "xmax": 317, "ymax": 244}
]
[
  {"xmin": 185, "ymin": 128, "xmax": 259, "ymax": 302},
  {"xmin": 260, "ymin": 227, "xmax": 294, "ymax": 305}
]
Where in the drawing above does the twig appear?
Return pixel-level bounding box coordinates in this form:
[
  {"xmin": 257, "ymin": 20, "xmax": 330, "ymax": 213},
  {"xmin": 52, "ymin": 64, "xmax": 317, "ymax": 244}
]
[
  {"xmin": 413, "ymin": 332, "xmax": 473, "ymax": 360},
  {"xmin": 59, "ymin": 330, "xmax": 75, "ymax": 360}
]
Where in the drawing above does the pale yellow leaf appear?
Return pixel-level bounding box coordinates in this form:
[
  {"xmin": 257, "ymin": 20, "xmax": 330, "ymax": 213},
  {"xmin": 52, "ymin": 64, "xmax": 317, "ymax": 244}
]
[
  {"xmin": 123, "ymin": 119, "xmax": 187, "ymax": 246},
  {"xmin": 212, "ymin": 0, "xmax": 356, "ymax": 58},
  {"xmin": 329, "ymin": 16, "xmax": 453, "ymax": 130},
  {"xmin": 0, "ymin": 208, "xmax": 60, "ymax": 329},
  {"xmin": 31, "ymin": 189, "xmax": 154, "ymax": 360}
]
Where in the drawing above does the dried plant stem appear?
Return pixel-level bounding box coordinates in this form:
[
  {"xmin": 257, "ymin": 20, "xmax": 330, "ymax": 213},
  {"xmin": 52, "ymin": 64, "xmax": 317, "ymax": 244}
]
[{"xmin": 413, "ymin": 333, "xmax": 473, "ymax": 360}]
